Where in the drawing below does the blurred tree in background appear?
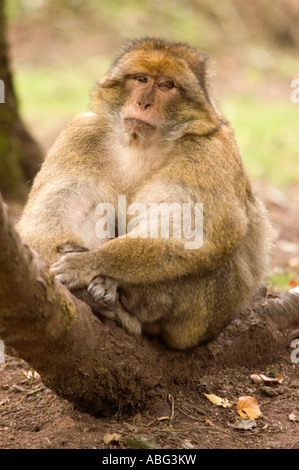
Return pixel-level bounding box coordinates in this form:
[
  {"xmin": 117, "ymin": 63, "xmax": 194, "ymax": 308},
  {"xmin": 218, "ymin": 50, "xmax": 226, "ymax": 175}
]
[{"xmin": 0, "ymin": 0, "xmax": 41, "ymax": 201}]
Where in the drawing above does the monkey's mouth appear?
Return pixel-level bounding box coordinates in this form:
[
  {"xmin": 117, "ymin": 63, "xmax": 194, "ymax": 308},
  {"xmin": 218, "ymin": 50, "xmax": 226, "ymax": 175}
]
[{"xmin": 124, "ymin": 118, "xmax": 156, "ymax": 137}]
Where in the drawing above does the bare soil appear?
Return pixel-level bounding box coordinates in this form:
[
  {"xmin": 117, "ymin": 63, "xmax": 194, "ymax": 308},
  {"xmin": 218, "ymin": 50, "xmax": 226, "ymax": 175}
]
[{"xmin": 1, "ymin": 188, "xmax": 299, "ymax": 450}]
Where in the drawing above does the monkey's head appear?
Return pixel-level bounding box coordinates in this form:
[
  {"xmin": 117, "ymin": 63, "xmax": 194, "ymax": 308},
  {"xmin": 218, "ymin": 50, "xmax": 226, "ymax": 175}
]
[{"xmin": 92, "ymin": 38, "xmax": 221, "ymax": 148}]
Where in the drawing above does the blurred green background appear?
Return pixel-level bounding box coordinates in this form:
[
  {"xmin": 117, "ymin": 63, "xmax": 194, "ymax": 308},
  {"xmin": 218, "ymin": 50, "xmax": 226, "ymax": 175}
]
[{"xmin": 6, "ymin": 0, "xmax": 299, "ymax": 187}]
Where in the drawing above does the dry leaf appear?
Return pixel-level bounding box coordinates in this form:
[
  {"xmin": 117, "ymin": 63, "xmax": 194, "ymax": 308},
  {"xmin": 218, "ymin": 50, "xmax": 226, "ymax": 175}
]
[
  {"xmin": 289, "ymin": 279, "xmax": 299, "ymax": 288},
  {"xmin": 259, "ymin": 373, "xmax": 284, "ymax": 384},
  {"xmin": 183, "ymin": 439, "xmax": 195, "ymax": 449},
  {"xmin": 250, "ymin": 374, "xmax": 263, "ymax": 384},
  {"xmin": 237, "ymin": 396, "xmax": 261, "ymax": 419},
  {"xmin": 230, "ymin": 417, "xmax": 257, "ymax": 430},
  {"xmin": 123, "ymin": 436, "xmax": 161, "ymax": 449},
  {"xmin": 204, "ymin": 393, "xmax": 233, "ymax": 408},
  {"xmin": 0, "ymin": 397, "xmax": 9, "ymax": 406},
  {"xmin": 103, "ymin": 432, "xmax": 122, "ymax": 445},
  {"xmin": 250, "ymin": 373, "xmax": 284, "ymax": 384},
  {"xmin": 23, "ymin": 370, "xmax": 40, "ymax": 380},
  {"xmin": 202, "ymin": 416, "xmax": 215, "ymax": 426},
  {"xmin": 289, "ymin": 411, "xmax": 299, "ymax": 422}
]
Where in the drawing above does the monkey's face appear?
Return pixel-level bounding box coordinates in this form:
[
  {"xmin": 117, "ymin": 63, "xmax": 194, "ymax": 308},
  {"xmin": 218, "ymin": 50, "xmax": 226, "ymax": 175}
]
[
  {"xmin": 121, "ymin": 73, "xmax": 180, "ymax": 145},
  {"xmin": 92, "ymin": 39, "xmax": 220, "ymax": 148}
]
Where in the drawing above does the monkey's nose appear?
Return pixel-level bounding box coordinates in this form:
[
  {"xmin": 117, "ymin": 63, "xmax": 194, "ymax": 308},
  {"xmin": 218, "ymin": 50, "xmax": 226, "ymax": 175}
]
[{"xmin": 136, "ymin": 101, "xmax": 151, "ymax": 110}]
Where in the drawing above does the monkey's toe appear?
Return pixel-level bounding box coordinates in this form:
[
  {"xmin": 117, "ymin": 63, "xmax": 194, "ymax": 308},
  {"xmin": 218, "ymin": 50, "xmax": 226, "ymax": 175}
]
[{"xmin": 87, "ymin": 276, "xmax": 118, "ymax": 307}]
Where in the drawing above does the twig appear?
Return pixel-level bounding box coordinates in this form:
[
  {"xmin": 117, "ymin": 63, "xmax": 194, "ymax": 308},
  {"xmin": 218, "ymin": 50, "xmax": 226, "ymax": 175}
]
[
  {"xmin": 169, "ymin": 394, "xmax": 175, "ymax": 424},
  {"xmin": 204, "ymin": 425, "xmax": 254, "ymax": 449},
  {"xmin": 289, "ymin": 439, "xmax": 299, "ymax": 449}
]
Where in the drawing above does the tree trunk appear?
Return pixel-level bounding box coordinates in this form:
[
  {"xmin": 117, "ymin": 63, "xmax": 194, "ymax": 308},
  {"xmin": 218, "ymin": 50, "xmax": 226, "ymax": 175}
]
[
  {"xmin": 0, "ymin": 193, "xmax": 298, "ymax": 417},
  {"xmin": 0, "ymin": 0, "xmax": 42, "ymax": 201}
]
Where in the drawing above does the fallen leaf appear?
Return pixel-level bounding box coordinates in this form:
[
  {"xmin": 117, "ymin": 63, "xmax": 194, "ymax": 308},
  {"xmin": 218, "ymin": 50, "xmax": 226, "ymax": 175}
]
[
  {"xmin": 157, "ymin": 416, "xmax": 170, "ymax": 421},
  {"xmin": 0, "ymin": 398, "xmax": 9, "ymax": 407},
  {"xmin": 204, "ymin": 393, "xmax": 233, "ymax": 408},
  {"xmin": 250, "ymin": 373, "xmax": 284, "ymax": 385},
  {"xmin": 237, "ymin": 396, "xmax": 261, "ymax": 419},
  {"xmin": 289, "ymin": 279, "xmax": 299, "ymax": 288},
  {"xmin": 202, "ymin": 415, "xmax": 215, "ymax": 426},
  {"xmin": 250, "ymin": 374, "xmax": 263, "ymax": 384},
  {"xmin": 230, "ymin": 417, "xmax": 257, "ymax": 430},
  {"xmin": 259, "ymin": 373, "xmax": 284, "ymax": 384},
  {"xmin": 123, "ymin": 435, "xmax": 161, "ymax": 449},
  {"xmin": 289, "ymin": 411, "xmax": 299, "ymax": 422},
  {"xmin": 103, "ymin": 432, "xmax": 122, "ymax": 445},
  {"xmin": 183, "ymin": 439, "xmax": 195, "ymax": 449},
  {"xmin": 23, "ymin": 370, "xmax": 40, "ymax": 380}
]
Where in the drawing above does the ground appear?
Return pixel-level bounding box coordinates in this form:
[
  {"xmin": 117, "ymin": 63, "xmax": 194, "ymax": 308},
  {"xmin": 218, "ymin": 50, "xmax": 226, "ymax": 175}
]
[{"xmin": 1, "ymin": 190, "xmax": 299, "ymax": 450}]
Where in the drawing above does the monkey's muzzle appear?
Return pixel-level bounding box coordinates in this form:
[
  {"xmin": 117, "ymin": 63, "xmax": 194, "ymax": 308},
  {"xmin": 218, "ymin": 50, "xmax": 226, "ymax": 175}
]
[{"xmin": 124, "ymin": 118, "xmax": 155, "ymax": 138}]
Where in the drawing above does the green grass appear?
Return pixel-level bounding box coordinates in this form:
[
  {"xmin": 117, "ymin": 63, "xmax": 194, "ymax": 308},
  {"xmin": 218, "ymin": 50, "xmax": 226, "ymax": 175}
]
[
  {"xmin": 267, "ymin": 268, "xmax": 298, "ymax": 292},
  {"xmin": 14, "ymin": 58, "xmax": 111, "ymax": 127},
  {"xmin": 14, "ymin": 64, "xmax": 299, "ymax": 187},
  {"xmin": 221, "ymin": 95, "xmax": 299, "ymax": 187}
]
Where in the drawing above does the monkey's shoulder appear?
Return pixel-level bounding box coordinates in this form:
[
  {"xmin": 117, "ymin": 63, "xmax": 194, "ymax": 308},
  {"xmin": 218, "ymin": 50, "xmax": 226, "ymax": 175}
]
[
  {"xmin": 44, "ymin": 112, "xmax": 109, "ymax": 167},
  {"xmin": 60, "ymin": 111, "xmax": 105, "ymax": 142}
]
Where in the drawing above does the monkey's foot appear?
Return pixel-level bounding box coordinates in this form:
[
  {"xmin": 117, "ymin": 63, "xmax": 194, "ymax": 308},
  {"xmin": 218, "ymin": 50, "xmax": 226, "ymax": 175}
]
[{"xmin": 87, "ymin": 276, "xmax": 118, "ymax": 308}]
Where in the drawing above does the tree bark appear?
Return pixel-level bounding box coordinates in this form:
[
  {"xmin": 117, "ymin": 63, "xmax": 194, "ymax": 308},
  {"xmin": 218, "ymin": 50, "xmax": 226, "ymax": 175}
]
[
  {"xmin": 0, "ymin": 193, "xmax": 298, "ymax": 416},
  {"xmin": 0, "ymin": 0, "xmax": 42, "ymax": 201}
]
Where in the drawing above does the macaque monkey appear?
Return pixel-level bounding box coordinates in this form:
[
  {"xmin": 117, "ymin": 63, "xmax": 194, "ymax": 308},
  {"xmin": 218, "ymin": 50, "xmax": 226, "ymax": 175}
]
[{"xmin": 17, "ymin": 38, "xmax": 273, "ymax": 349}]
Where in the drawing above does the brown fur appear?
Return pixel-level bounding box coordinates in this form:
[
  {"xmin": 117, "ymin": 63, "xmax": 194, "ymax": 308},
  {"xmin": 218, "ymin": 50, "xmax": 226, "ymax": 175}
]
[{"xmin": 17, "ymin": 38, "xmax": 273, "ymax": 349}]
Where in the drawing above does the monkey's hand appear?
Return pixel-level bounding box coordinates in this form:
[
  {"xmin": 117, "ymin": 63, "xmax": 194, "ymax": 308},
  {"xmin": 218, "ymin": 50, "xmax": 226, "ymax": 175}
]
[{"xmin": 50, "ymin": 252, "xmax": 95, "ymax": 290}]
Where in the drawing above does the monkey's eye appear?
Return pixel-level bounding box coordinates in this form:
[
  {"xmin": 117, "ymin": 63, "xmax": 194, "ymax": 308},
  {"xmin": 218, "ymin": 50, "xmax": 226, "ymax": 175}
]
[
  {"xmin": 134, "ymin": 75, "xmax": 148, "ymax": 83},
  {"xmin": 159, "ymin": 80, "xmax": 175, "ymax": 89}
]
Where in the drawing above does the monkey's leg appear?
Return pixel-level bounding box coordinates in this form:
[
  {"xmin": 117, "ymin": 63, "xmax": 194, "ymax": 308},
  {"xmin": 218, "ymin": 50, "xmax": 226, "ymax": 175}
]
[
  {"xmin": 88, "ymin": 277, "xmax": 142, "ymax": 335},
  {"xmin": 114, "ymin": 301, "xmax": 142, "ymax": 336}
]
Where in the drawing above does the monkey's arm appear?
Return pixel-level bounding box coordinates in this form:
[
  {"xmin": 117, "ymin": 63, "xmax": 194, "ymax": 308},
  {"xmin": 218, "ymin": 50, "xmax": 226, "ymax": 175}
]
[
  {"xmin": 16, "ymin": 113, "xmax": 116, "ymax": 265},
  {"xmin": 51, "ymin": 193, "xmax": 248, "ymax": 287}
]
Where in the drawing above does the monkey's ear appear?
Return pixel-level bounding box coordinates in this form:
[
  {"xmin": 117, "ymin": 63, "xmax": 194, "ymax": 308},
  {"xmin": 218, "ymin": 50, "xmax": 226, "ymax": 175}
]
[
  {"xmin": 90, "ymin": 74, "xmax": 121, "ymax": 106},
  {"xmin": 192, "ymin": 53, "xmax": 215, "ymax": 106},
  {"xmin": 92, "ymin": 75, "xmax": 119, "ymax": 92}
]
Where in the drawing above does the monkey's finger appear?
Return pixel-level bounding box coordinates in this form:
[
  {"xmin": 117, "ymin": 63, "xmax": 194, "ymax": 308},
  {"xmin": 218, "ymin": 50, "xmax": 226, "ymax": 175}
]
[
  {"xmin": 51, "ymin": 255, "xmax": 67, "ymax": 269},
  {"xmin": 51, "ymin": 271, "xmax": 81, "ymax": 290},
  {"xmin": 58, "ymin": 244, "xmax": 88, "ymax": 254},
  {"xmin": 53, "ymin": 273, "xmax": 71, "ymax": 286}
]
